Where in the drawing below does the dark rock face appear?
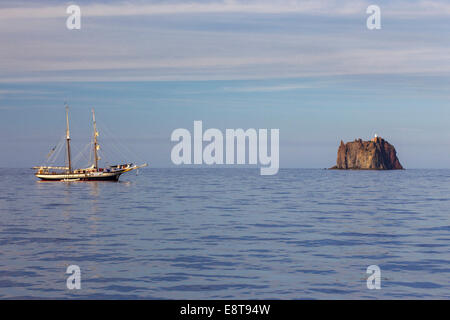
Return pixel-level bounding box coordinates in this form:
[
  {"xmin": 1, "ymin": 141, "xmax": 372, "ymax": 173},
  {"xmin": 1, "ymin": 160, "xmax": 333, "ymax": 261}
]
[{"xmin": 330, "ymin": 137, "xmax": 403, "ymax": 170}]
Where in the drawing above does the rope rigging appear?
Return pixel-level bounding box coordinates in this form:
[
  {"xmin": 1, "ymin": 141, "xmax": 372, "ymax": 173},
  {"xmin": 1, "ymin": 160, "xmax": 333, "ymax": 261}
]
[
  {"xmin": 39, "ymin": 119, "xmax": 145, "ymax": 170},
  {"xmin": 97, "ymin": 120, "xmax": 146, "ymax": 165}
]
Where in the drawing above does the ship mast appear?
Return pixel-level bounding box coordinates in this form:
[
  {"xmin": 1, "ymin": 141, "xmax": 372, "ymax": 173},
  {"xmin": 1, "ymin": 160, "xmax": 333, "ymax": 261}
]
[
  {"xmin": 65, "ymin": 105, "xmax": 72, "ymax": 173},
  {"xmin": 92, "ymin": 108, "xmax": 99, "ymax": 170}
]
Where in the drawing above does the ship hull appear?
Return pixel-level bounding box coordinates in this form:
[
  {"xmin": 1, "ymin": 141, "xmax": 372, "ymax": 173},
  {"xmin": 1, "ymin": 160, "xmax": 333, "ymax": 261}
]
[{"xmin": 36, "ymin": 171, "xmax": 122, "ymax": 181}]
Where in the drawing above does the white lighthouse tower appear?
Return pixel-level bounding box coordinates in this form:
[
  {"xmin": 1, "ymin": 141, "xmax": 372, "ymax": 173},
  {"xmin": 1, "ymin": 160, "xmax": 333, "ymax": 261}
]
[{"xmin": 372, "ymin": 133, "xmax": 378, "ymax": 142}]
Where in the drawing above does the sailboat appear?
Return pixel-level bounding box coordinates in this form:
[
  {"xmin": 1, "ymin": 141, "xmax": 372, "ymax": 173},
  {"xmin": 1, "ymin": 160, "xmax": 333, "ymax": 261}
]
[{"xmin": 34, "ymin": 106, "xmax": 147, "ymax": 181}]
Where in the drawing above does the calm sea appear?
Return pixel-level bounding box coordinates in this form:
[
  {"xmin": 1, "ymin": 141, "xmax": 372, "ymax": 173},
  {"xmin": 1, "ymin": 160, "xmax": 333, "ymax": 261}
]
[{"xmin": 0, "ymin": 168, "xmax": 449, "ymax": 299}]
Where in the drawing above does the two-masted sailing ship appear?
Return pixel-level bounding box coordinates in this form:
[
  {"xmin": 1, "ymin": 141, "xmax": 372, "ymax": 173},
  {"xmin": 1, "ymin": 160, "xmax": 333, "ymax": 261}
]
[{"xmin": 34, "ymin": 106, "xmax": 147, "ymax": 181}]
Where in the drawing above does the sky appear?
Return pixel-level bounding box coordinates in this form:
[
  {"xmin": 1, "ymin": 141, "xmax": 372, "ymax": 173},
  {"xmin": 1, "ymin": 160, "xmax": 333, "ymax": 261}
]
[{"xmin": 0, "ymin": 0, "xmax": 449, "ymax": 168}]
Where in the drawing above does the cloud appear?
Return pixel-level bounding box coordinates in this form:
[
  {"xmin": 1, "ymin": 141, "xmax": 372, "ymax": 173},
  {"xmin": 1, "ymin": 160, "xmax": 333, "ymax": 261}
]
[
  {"xmin": 1, "ymin": 0, "xmax": 450, "ymax": 19},
  {"xmin": 0, "ymin": 1, "xmax": 367, "ymax": 19},
  {"xmin": 223, "ymin": 84, "xmax": 314, "ymax": 92},
  {"xmin": 0, "ymin": 0, "xmax": 449, "ymax": 82},
  {"xmin": 0, "ymin": 89, "xmax": 57, "ymax": 95}
]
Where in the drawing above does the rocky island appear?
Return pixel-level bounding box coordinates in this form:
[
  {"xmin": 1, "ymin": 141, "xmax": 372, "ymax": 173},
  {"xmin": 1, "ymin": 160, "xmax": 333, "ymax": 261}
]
[{"xmin": 330, "ymin": 135, "xmax": 403, "ymax": 170}]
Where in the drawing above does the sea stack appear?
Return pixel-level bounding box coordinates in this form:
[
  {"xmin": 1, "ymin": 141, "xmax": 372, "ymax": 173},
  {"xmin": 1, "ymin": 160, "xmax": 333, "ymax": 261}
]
[{"xmin": 330, "ymin": 135, "xmax": 403, "ymax": 170}]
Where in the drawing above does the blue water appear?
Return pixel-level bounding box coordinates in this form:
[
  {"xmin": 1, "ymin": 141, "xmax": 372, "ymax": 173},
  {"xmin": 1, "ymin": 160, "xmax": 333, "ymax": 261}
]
[{"xmin": 0, "ymin": 168, "xmax": 449, "ymax": 299}]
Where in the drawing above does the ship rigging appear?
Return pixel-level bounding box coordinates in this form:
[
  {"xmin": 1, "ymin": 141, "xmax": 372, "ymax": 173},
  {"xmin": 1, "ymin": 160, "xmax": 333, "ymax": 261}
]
[{"xmin": 34, "ymin": 105, "xmax": 147, "ymax": 181}]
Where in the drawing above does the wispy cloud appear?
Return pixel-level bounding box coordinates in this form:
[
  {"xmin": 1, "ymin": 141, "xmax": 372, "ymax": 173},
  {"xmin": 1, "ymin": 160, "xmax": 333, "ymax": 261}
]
[
  {"xmin": 0, "ymin": 1, "xmax": 367, "ymax": 19},
  {"xmin": 224, "ymin": 84, "xmax": 314, "ymax": 92},
  {"xmin": 0, "ymin": 0, "xmax": 449, "ymax": 82},
  {"xmin": 0, "ymin": 89, "xmax": 58, "ymax": 95},
  {"xmin": 1, "ymin": 0, "xmax": 450, "ymax": 19}
]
